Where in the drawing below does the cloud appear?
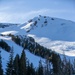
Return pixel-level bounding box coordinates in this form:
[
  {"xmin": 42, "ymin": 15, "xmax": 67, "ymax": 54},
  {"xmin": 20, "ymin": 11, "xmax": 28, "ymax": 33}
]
[
  {"xmin": 0, "ymin": 9, "xmax": 50, "ymax": 23},
  {"xmin": 0, "ymin": 8, "xmax": 75, "ymax": 23},
  {"xmin": 22, "ymin": 9, "xmax": 50, "ymax": 19}
]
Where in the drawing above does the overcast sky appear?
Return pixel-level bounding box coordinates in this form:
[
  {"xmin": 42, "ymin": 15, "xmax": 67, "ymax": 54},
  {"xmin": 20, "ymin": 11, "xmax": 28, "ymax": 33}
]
[{"xmin": 0, "ymin": 0, "xmax": 75, "ymax": 23}]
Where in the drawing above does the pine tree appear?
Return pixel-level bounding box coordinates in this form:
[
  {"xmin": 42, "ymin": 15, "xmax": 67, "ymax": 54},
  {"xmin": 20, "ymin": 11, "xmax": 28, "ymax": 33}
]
[
  {"xmin": 73, "ymin": 59, "xmax": 75, "ymax": 74},
  {"xmin": 13, "ymin": 54, "xmax": 20, "ymax": 75},
  {"xmin": 37, "ymin": 59, "xmax": 43, "ymax": 75},
  {"xmin": 26, "ymin": 60, "xmax": 31, "ymax": 75},
  {"xmin": 44, "ymin": 56, "xmax": 52, "ymax": 75},
  {"xmin": 5, "ymin": 47, "xmax": 14, "ymax": 75},
  {"xmin": 61, "ymin": 50, "xmax": 70, "ymax": 75},
  {"xmin": 51, "ymin": 52, "xmax": 62, "ymax": 75},
  {"xmin": 26, "ymin": 60, "xmax": 35, "ymax": 75},
  {"xmin": 56, "ymin": 54, "xmax": 63, "ymax": 75},
  {"xmin": 30, "ymin": 63, "xmax": 35, "ymax": 75},
  {"xmin": 0, "ymin": 50, "xmax": 3, "ymax": 75},
  {"xmin": 65, "ymin": 59, "xmax": 73, "ymax": 75},
  {"xmin": 20, "ymin": 49, "xmax": 26, "ymax": 75}
]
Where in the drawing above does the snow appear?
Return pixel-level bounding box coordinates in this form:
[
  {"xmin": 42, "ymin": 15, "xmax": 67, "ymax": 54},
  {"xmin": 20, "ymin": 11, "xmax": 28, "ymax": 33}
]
[
  {"xmin": 28, "ymin": 34, "xmax": 75, "ymax": 57},
  {"xmin": 23, "ymin": 16, "xmax": 75, "ymax": 57},
  {"xmin": 0, "ymin": 39, "xmax": 45, "ymax": 72},
  {"xmin": 21, "ymin": 22, "xmax": 34, "ymax": 30},
  {"xmin": 25, "ymin": 50, "xmax": 45, "ymax": 67},
  {"xmin": 1, "ymin": 48, "xmax": 9, "ymax": 72},
  {"xmin": 0, "ymin": 36, "xmax": 11, "ymax": 40},
  {"xmin": 26, "ymin": 16, "xmax": 75, "ymax": 41},
  {"xmin": 1, "ymin": 31, "xmax": 18, "ymax": 35},
  {"xmin": 1, "ymin": 16, "xmax": 75, "ymax": 57},
  {"xmin": 1, "ymin": 15, "xmax": 75, "ymax": 71}
]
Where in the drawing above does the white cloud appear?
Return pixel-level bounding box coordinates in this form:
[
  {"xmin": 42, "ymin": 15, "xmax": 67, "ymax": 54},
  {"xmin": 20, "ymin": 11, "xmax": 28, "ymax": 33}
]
[
  {"xmin": 0, "ymin": 9, "xmax": 50, "ymax": 23},
  {"xmin": 0, "ymin": 8, "xmax": 75, "ymax": 23}
]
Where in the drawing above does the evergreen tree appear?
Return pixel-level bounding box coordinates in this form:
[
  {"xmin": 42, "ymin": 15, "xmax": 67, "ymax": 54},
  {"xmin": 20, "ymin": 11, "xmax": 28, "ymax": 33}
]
[
  {"xmin": 61, "ymin": 51, "xmax": 72, "ymax": 75},
  {"xmin": 44, "ymin": 56, "xmax": 52, "ymax": 75},
  {"xmin": 73, "ymin": 59, "xmax": 75, "ymax": 74},
  {"xmin": 26, "ymin": 60, "xmax": 35, "ymax": 75},
  {"xmin": 20, "ymin": 49, "xmax": 26, "ymax": 75},
  {"xmin": 30, "ymin": 63, "xmax": 35, "ymax": 75},
  {"xmin": 37, "ymin": 59, "xmax": 43, "ymax": 75},
  {"xmin": 51, "ymin": 53, "xmax": 62, "ymax": 75},
  {"xmin": 5, "ymin": 47, "xmax": 14, "ymax": 75},
  {"xmin": 65, "ymin": 59, "xmax": 73, "ymax": 75},
  {"xmin": 0, "ymin": 50, "xmax": 3, "ymax": 75},
  {"xmin": 26, "ymin": 60, "xmax": 31, "ymax": 75},
  {"xmin": 13, "ymin": 54, "xmax": 20, "ymax": 75},
  {"xmin": 56, "ymin": 55, "xmax": 63, "ymax": 75}
]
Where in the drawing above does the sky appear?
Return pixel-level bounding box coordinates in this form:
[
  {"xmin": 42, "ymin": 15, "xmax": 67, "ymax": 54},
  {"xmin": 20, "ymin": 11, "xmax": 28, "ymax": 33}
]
[{"xmin": 0, "ymin": 0, "xmax": 75, "ymax": 23}]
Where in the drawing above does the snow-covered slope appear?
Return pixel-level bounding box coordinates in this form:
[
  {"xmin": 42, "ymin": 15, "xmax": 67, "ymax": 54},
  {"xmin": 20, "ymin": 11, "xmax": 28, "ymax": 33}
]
[
  {"xmin": 21, "ymin": 15, "xmax": 75, "ymax": 56},
  {"xmin": 22, "ymin": 16, "xmax": 75, "ymax": 41},
  {"xmin": 0, "ymin": 36, "xmax": 44, "ymax": 72},
  {"xmin": 1, "ymin": 15, "xmax": 75, "ymax": 72},
  {"xmin": 1, "ymin": 15, "xmax": 75, "ymax": 57}
]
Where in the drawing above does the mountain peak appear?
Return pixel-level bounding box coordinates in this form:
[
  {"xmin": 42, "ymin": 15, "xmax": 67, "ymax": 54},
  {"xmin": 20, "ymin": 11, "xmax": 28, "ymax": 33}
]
[{"xmin": 20, "ymin": 15, "xmax": 75, "ymax": 41}]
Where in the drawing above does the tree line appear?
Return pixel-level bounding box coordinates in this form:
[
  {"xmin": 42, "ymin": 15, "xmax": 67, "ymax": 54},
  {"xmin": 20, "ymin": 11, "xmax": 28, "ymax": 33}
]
[
  {"xmin": 0, "ymin": 47, "xmax": 75, "ymax": 75},
  {"xmin": 0, "ymin": 47, "xmax": 54, "ymax": 75},
  {"xmin": 0, "ymin": 34, "xmax": 75, "ymax": 75},
  {"xmin": 10, "ymin": 35, "xmax": 63, "ymax": 74}
]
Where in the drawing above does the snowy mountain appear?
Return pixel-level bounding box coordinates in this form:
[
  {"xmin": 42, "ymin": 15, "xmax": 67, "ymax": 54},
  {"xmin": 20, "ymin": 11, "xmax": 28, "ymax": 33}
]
[
  {"xmin": 1, "ymin": 15, "xmax": 75, "ymax": 56},
  {"xmin": 1, "ymin": 15, "xmax": 75, "ymax": 73},
  {"xmin": 21, "ymin": 15, "xmax": 75, "ymax": 56}
]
